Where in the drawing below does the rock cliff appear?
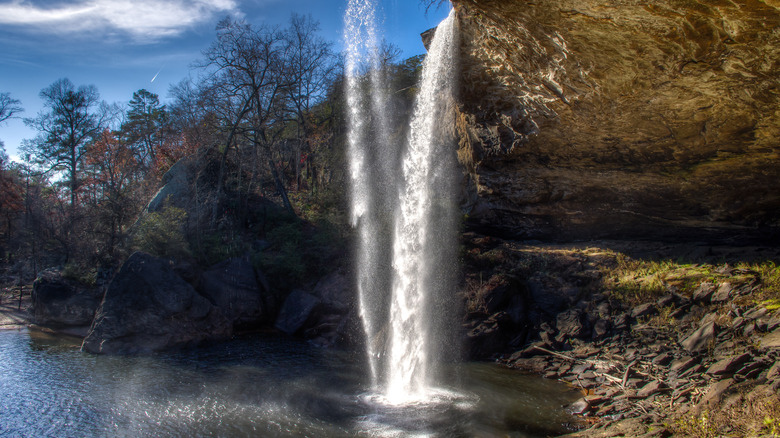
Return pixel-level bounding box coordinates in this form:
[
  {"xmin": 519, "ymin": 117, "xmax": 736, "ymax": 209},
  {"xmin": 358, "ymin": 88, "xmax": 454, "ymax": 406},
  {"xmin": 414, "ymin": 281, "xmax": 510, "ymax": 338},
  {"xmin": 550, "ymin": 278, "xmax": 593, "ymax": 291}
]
[{"xmin": 452, "ymin": 0, "xmax": 780, "ymax": 241}]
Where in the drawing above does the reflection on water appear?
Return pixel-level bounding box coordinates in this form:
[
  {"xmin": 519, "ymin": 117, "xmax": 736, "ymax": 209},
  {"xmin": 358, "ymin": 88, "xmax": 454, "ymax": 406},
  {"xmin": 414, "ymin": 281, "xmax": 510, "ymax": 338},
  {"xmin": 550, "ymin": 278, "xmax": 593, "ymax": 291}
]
[{"xmin": 0, "ymin": 329, "xmax": 582, "ymax": 437}]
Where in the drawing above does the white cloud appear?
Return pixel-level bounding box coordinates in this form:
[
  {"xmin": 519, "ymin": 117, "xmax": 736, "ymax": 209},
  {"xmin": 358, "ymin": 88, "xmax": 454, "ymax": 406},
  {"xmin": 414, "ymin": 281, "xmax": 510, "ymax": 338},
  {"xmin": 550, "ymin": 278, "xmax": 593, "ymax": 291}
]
[{"xmin": 0, "ymin": 0, "xmax": 242, "ymax": 40}]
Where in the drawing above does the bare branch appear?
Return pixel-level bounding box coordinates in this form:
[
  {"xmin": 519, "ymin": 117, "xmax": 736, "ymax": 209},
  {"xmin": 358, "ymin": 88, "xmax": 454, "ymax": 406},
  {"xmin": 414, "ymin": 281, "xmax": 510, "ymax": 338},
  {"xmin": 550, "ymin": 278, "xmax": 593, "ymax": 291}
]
[
  {"xmin": 420, "ymin": 0, "xmax": 450, "ymax": 13},
  {"xmin": 0, "ymin": 92, "xmax": 23, "ymax": 124}
]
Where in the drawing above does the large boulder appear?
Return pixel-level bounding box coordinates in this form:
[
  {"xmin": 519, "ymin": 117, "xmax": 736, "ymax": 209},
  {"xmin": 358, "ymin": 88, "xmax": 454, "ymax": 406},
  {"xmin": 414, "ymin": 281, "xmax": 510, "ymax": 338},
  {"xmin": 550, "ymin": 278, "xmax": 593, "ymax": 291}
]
[
  {"xmin": 275, "ymin": 290, "xmax": 320, "ymax": 335},
  {"xmin": 200, "ymin": 256, "xmax": 270, "ymax": 330},
  {"xmin": 82, "ymin": 252, "xmax": 231, "ymax": 354},
  {"xmin": 145, "ymin": 156, "xmax": 194, "ymax": 213},
  {"xmin": 274, "ymin": 270, "xmax": 356, "ymax": 346},
  {"xmin": 31, "ymin": 269, "xmax": 103, "ymax": 331}
]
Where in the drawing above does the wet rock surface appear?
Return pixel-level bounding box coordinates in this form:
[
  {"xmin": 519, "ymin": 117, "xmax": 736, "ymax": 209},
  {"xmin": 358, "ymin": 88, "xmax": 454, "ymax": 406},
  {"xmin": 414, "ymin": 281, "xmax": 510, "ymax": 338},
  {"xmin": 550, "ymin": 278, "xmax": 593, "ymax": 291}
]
[{"xmin": 275, "ymin": 270, "xmax": 357, "ymax": 347}]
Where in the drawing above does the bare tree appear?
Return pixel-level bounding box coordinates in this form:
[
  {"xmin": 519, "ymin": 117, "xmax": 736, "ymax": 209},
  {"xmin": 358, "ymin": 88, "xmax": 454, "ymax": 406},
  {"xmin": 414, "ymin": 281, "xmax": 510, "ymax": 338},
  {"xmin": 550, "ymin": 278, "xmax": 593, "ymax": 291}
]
[
  {"xmin": 0, "ymin": 92, "xmax": 23, "ymax": 124},
  {"xmin": 0, "ymin": 92, "xmax": 24, "ymax": 156},
  {"xmin": 199, "ymin": 17, "xmax": 294, "ymax": 222},
  {"xmin": 281, "ymin": 14, "xmax": 337, "ymax": 191},
  {"xmin": 168, "ymin": 78, "xmax": 210, "ymax": 146}
]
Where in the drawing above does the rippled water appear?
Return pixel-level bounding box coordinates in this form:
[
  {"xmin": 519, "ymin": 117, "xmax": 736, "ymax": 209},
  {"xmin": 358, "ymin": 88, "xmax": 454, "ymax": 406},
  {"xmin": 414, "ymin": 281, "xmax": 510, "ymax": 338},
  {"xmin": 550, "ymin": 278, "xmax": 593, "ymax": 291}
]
[{"xmin": 0, "ymin": 329, "xmax": 582, "ymax": 437}]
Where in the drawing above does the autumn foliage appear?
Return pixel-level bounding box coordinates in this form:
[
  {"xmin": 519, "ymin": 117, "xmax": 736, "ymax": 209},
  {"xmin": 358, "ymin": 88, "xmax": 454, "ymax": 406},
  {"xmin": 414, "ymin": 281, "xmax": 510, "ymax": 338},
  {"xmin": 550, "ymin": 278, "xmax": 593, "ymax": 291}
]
[{"xmin": 0, "ymin": 12, "xmax": 420, "ymax": 283}]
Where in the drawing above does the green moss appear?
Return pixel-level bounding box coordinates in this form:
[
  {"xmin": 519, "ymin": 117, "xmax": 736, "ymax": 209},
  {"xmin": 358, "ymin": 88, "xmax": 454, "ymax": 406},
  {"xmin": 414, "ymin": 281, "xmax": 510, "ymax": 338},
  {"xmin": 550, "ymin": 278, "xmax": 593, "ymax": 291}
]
[
  {"xmin": 763, "ymin": 299, "xmax": 780, "ymax": 311},
  {"xmin": 672, "ymin": 411, "xmax": 719, "ymax": 438},
  {"xmin": 669, "ymin": 389, "xmax": 780, "ymax": 437},
  {"xmin": 605, "ymin": 257, "xmax": 705, "ymax": 304},
  {"xmin": 763, "ymin": 416, "xmax": 780, "ymax": 437}
]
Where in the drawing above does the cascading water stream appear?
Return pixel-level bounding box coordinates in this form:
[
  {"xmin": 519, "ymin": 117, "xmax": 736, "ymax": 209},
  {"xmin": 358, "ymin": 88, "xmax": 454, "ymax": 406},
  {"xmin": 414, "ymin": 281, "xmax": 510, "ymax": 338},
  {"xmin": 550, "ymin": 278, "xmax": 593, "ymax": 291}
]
[
  {"xmin": 345, "ymin": 1, "xmax": 459, "ymax": 404},
  {"xmin": 385, "ymin": 8, "xmax": 459, "ymax": 404}
]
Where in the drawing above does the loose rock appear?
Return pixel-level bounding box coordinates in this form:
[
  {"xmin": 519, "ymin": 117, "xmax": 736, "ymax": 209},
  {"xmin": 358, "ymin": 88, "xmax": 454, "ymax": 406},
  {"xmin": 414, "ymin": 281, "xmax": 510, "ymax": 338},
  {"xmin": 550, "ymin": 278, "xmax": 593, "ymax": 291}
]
[
  {"xmin": 631, "ymin": 303, "xmax": 657, "ymax": 319},
  {"xmin": 692, "ymin": 282, "xmax": 716, "ymax": 303},
  {"xmin": 680, "ymin": 322, "xmax": 716, "ymax": 354},
  {"xmin": 568, "ymin": 398, "xmax": 591, "ymax": 415},
  {"xmin": 695, "ymin": 379, "xmax": 734, "ymax": 415},
  {"xmin": 706, "ymin": 354, "xmax": 751, "ymax": 378},
  {"xmin": 710, "ymin": 282, "xmax": 733, "ymax": 303},
  {"xmin": 637, "ymin": 381, "xmax": 667, "ymax": 398},
  {"xmin": 759, "ymin": 331, "xmax": 780, "ymax": 349},
  {"xmin": 556, "ymin": 309, "xmax": 586, "ymax": 341}
]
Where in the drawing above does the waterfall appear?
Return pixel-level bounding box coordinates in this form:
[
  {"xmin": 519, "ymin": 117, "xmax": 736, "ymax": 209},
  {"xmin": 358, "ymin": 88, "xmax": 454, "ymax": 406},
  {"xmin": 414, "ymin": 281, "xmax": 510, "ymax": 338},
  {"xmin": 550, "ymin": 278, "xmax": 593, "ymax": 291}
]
[
  {"xmin": 344, "ymin": 0, "xmax": 392, "ymax": 389},
  {"xmin": 385, "ymin": 7, "xmax": 459, "ymax": 405},
  {"xmin": 345, "ymin": 1, "xmax": 459, "ymax": 404}
]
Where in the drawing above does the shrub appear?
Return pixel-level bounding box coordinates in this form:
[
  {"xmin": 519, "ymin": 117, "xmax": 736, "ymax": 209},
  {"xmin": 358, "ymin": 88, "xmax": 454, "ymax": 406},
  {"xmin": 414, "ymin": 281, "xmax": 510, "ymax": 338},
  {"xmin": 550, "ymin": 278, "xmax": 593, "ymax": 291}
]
[
  {"xmin": 192, "ymin": 230, "xmax": 249, "ymax": 266},
  {"xmin": 62, "ymin": 263, "xmax": 97, "ymax": 287},
  {"xmin": 255, "ymin": 222, "xmax": 306, "ymax": 285},
  {"xmin": 132, "ymin": 206, "xmax": 191, "ymax": 259}
]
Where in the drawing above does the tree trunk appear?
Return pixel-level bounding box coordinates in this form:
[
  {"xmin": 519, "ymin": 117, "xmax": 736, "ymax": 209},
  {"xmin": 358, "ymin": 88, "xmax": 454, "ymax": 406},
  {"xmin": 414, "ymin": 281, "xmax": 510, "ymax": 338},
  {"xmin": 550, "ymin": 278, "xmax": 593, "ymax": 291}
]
[
  {"xmin": 211, "ymin": 141, "xmax": 231, "ymax": 229},
  {"xmin": 210, "ymin": 94, "xmax": 256, "ymax": 228},
  {"xmin": 269, "ymin": 159, "xmax": 294, "ymax": 215},
  {"xmin": 70, "ymin": 158, "xmax": 78, "ymax": 208},
  {"xmin": 295, "ymin": 142, "xmax": 301, "ymax": 192}
]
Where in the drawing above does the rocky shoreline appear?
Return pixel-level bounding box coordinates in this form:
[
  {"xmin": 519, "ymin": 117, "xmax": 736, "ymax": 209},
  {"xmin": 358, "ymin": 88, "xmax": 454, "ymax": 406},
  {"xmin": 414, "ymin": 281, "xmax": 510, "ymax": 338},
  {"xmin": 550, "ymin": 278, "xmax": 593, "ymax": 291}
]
[
  {"xmin": 5, "ymin": 236, "xmax": 780, "ymax": 436},
  {"xmin": 459, "ymin": 236, "xmax": 780, "ymax": 437},
  {"xmin": 509, "ymin": 299, "xmax": 780, "ymax": 437},
  {"xmin": 1, "ymin": 251, "xmax": 356, "ymax": 353}
]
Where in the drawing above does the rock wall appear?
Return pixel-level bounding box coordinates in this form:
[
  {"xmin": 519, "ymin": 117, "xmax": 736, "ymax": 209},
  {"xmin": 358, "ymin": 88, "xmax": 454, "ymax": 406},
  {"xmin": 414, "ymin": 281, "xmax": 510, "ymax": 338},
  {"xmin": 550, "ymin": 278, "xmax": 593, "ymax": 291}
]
[{"xmin": 452, "ymin": 0, "xmax": 780, "ymax": 241}]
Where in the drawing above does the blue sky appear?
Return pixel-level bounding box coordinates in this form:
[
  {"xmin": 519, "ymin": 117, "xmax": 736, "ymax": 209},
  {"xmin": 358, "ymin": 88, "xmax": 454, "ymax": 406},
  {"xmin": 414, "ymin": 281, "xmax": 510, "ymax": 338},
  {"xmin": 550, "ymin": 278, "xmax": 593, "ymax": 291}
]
[{"xmin": 0, "ymin": 0, "xmax": 449, "ymax": 161}]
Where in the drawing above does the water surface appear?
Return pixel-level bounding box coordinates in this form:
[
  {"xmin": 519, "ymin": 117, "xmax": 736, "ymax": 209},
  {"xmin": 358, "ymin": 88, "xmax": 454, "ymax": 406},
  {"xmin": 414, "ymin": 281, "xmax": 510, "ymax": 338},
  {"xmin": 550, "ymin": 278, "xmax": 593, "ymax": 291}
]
[{"xmin": 0, "ymin": 329, "xmax": 582, "ymax": 437}]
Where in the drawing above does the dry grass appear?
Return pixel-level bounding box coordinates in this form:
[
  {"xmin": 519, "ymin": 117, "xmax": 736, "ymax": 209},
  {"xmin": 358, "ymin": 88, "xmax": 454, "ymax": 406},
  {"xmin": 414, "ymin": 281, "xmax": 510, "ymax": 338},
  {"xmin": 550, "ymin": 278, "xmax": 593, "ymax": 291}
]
[
  {"xmin": 736, "ymin": 261, "xmax": 780, "ymax": 310},
  {"xmin": 462, "ymin": 237, "xmax": 780, "ymax": 314},
  {"xmin": 603, "ymin": 255, "xmax": 780, "ymax": 308},
  {"xmin": 669, "ymin": 389, "xmax": 780, "ymax": 437}
]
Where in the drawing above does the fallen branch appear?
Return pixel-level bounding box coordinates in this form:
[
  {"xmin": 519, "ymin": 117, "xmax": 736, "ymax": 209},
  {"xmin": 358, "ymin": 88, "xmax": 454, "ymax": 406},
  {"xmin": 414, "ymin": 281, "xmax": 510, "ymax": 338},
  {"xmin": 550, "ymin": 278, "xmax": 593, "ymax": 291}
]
[
  {"xmin": 531, "ymin": 345, "xmax": 579, "ymax": 362},
  {"xmin": 531, "ymin": 345, "xmax": 624, "ymax": 386},
  {"xmin": 622, "ymin": 360, "xmax": 638, "ymax": 387}
]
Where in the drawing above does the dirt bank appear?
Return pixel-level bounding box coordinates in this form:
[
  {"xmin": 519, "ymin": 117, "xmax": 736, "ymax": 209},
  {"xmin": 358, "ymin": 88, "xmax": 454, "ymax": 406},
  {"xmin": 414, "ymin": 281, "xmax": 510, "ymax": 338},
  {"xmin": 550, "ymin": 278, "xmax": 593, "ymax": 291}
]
[{"xmin": 0, "ymin": 285, "xmax": 32, "ymax": 330}]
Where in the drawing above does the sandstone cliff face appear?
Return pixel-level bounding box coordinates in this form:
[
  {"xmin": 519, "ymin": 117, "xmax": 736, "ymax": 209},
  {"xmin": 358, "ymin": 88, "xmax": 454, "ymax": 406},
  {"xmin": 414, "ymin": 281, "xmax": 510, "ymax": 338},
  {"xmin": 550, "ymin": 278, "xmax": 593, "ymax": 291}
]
[{"xmin": 452, "ymin": 0, "xmax": 780, "ymax": 241}]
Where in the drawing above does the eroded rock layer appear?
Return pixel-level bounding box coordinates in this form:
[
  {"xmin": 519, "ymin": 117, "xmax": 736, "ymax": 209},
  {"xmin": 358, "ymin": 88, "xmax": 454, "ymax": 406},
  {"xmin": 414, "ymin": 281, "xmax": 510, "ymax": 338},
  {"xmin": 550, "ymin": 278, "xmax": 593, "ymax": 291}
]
[{"xmin": 452, "ymin": 0, "xmax": 780, "ymax": 241}]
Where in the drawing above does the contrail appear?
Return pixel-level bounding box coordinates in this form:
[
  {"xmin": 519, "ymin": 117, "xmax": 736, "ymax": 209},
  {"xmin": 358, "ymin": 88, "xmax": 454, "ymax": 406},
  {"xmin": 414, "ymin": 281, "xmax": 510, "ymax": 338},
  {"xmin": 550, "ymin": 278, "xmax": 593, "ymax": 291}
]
[{"xmin": 150, "ymin": 61, "xmax": 167, "ymax": 83}]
